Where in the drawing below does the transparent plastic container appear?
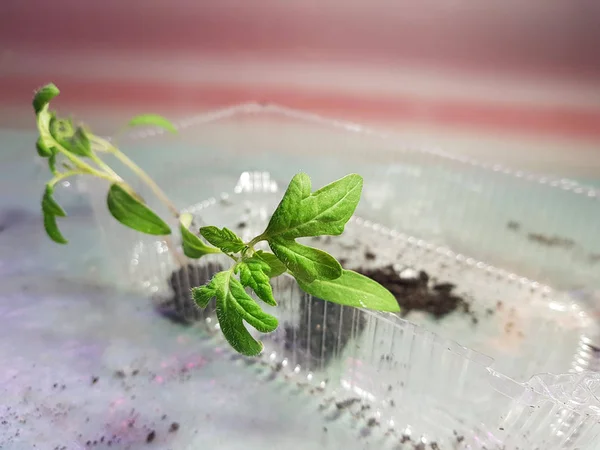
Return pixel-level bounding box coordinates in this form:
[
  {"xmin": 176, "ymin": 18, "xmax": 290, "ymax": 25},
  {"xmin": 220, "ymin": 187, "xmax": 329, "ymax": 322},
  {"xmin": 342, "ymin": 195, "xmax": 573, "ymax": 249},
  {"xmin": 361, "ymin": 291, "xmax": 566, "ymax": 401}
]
[{"xmin": 77, "ymin": 105, "xmax": 600, "ymax": 449}]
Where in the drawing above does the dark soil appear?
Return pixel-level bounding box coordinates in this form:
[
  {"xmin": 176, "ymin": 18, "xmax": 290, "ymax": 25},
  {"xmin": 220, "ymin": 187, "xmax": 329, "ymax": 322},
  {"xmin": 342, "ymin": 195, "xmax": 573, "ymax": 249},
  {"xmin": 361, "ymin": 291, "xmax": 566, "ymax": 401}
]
[
  {"xmin": 354, "ymin": 264, "xmax": 477, "ymax": 321},
  {"xmin": 161, "ymin": 262, "xmax": 224, "ymax": 324},
  {"xmin": 284, "ymin": 294, "xmax": 366, "ymax": 367}
]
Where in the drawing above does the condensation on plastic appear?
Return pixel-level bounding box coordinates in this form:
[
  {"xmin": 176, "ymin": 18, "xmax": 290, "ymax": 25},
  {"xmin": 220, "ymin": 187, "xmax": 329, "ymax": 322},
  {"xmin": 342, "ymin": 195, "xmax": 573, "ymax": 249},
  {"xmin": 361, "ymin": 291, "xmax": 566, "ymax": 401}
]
[
  {"xmin": 78, "ymin": 105, "xmax": 600, "ymax": 449},
  {"xmin": 82, "ymin": 170, "xmax": 600, "ymax": 449}
]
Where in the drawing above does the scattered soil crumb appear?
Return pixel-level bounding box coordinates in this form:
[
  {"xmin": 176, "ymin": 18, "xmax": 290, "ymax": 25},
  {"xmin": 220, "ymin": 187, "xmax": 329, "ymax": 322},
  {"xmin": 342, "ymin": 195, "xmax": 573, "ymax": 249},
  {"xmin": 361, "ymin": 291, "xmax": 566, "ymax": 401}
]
[
  {"xmin": 335, "ymin": 398, "xmax": 361, "ymax": 410},
  {"xmin": 367, "ymin": 417, "xmax": 379, "ymax": 427},
  {"xmin": 91, "ymin": 376, "xmax": 99, "ymax": 385},
  {"xmin": 146, "ymin": 430, "xmax": 156, "ymax": 443},
  {"xmin": 169, "ymin": 422, "xmax": 180, "ymax": 433},
  {"xmin": 507, "ymin": 221, "xmax": 520, "ymax": 231},
  {"xmin": 114, "ymin": 370, "xmax": 126, "ymax": 379}
]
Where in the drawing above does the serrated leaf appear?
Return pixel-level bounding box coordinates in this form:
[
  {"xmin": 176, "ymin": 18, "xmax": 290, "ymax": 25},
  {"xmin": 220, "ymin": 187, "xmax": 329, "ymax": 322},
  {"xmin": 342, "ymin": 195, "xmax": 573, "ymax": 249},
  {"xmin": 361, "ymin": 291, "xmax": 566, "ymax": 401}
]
[
  {"xmin": 42, "ymin": 185, "xmax": 66, "ymax": 217},
  {"xmin": 217, "ymin": 298, "xmax": 264, "ymax": 356},
  {"xmin": 33, "ymin": 83, "xmax": 60, "ymax": 114},
  {"xmin": 128, "ymin": 114, "xmax": 177, "ymax": 134},
  {"xmin": 36, "ymin": 137, "xmax": 53, "ymax": 157},
  {"xmin": 298, "ymin": 269, "xmax": 400, "ymax": 313},
  {"xmin": 264, "ymin": 173, "xmax": 363, "ymax": 240},
  {"xmin": 107, "ymin": 183, "xmax": 171, "ymax": 235},
  {"xmin": 268, "ymin": 238, "xmax": 341, "ymax": 283},
  {"xmin": 255, "ymin": 251, "xmax": 287, "ymax": 278},
  {"xmin": 238, "ymin": 257, "xmax": 276, "ymax": 306},
  {"xmin": 49, "ymin": 118, "xmax": 92, "ymax": 157},
  {"xmin": 192, "ymin": 281, "xmax": 218, "ymax": 308},
  {"xmin": 195, "ymin": 271, "xmax": 278, "ymax": 356},
  {"xmin": 199, "ymin": 226, "xmax": 245, "ymax": 253},
  {"xmin": 228, "ymin": 275, "xmax": 278, "ymax": 333}
]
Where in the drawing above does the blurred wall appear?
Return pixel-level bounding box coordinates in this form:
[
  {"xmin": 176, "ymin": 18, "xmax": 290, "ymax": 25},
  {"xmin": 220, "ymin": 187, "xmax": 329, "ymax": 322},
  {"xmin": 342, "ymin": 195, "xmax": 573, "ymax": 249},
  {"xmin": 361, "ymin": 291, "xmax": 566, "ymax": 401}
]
[
  {"xmin": 1, "ymin": 0, "xmax": 599, "ymax": 149},
  {"xmin": 3, "ymin": 0, "xmax": 600, "ymax": 78}
]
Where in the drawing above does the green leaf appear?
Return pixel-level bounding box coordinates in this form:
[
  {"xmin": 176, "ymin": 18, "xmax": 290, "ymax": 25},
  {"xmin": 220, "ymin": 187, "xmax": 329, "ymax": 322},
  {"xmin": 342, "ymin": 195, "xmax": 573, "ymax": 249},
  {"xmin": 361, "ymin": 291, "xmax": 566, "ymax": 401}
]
[
  {"xmin": 264, "ymin": 173, "xmax": 363, "ymax": 240},
  {"xmin": 33, "ymin": 83, "xmax": 60, "ymax": 114},
  {"xmin": 199, "ymin": 226, "xmax": 245, "ymax": 253},
  {"xmin": 42, "ymin": 185, "xmax": 66, "ymax": 217},
  {"xmin": 217, "ymin": 298, "xmax": 264, "ymax": 356},
  {"xmin": 298, "ymin": 270, "xmax": 400, "ymax": 313},
  {"xmin": 128, "ymin": 114, "xmax": 178, "ymax": 134},
  {"xmin": 43, "ymin": 210, "xmax": 67, "ymax": 244},
  {"xmin": 194, "ymin": 271, "xmax": 278, "ymax": 356},
  {"xmin": 269, "ymin": 238, "xmax": 341, "ymax": 283},
  {"xmin": 36, "ymin": 108, "xmax": 57, "ymax": 155},
  {"xmin": 49, "ymin": 118, "xmax": 92, "ymax": 157},
  {"xmin": 48, "ymin": 153, "xmax": 58, "ymax": 175},
  {"xmin": 228, "ymin": 275, "xmax": 278, "ymax": 333},
  {"xmin": 41, "ymin": 185, "xmax": 67, "ymax": 244},
  {"xmin": 237, "ymin": 257, "xmax": 276, "ymax": 306},
  {"xmin": 179, "ymin": 213, "xmax": 219, "ymax": 259},
  {"xmin": 192, "ymin": 280, "xmax": 218, "ymax": 308},
  {"xmin": 36, "ymin": 137, "xmax": 53, "ymax": 157},
  {"xmin": 254, "ymin": 250, "xmax": 287, "ymax": 278},
  {"xmin": 106, "ymin": 183, "xmax": 171, "ymax": 235}
]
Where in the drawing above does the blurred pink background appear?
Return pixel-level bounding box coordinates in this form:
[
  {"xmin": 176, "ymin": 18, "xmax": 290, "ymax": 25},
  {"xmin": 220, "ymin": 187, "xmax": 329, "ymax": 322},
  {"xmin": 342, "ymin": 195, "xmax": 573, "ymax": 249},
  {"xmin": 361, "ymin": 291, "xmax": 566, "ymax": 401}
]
[{"xmin": 2, "ymin": 0, "xmax": 600, "ymax": 173}]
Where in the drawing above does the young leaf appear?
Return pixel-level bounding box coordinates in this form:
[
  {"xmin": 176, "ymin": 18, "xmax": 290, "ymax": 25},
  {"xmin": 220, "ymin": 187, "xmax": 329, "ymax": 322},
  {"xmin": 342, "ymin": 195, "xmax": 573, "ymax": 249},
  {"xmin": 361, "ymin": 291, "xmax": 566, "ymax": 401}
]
[
  {"xmin": 199, "ymin": 226, "xmax": 245, "ymax": 253},
  {"xmin": 33, "ymin": 83, "xmax": 60, "ymax": 114},
  {"xmin": 237, "ymin": 257, "xmax": 277, "ymax": 306},
  {"xmin": 179, "ymin": 214, "xmax": 220, "ymax": 258},
  {"xmin": 228, "ymin": 275, "xmax": 278, "ymax": 333},
  {"xmin": 42, "ymin": 185, "xmax": 66, "ymax": 217},
  {"xmin": 195, "ymin": 271, "xmax": 278, "ymax": 356},
  {"xmin": 254, "ymin": 251, "xmax": 287, "ymax": 278},
  {"xmin": 43, "ymin": 210, "xmax": 67, "ymax": 244},
  {"xmin": 49, "ymin": 118, "xmax": 92, "ymax": 157},
  {"xmin": 297, "ymin": 270, "xmax": 400, "ymax": 313},
  {"xmin": 264, "ymin": 173, "xmax": 363, "ymax": 240},
  {"xmin": 107, "ymin": 183, "xmax": 171, "ymax": 235},
  {"xmin": 36, "ymin": 137, "xmax": 53, "ymax": 158},
  {"xmin": 192, "ymin": 279, "xmax": 218, "ymax": 308},
  {"xmin": 41, "ymin": 186, "xmax": 67, "ymax": 244},
  {"xmin": 217, "ymin": 298, "xmax": 264, "ymax": 356},
  {"xmin": 269, "ymin": 237, "xmax": 342, "ymax": 283},
  {"xmin": 48, "ymin": 153, "xmax": 58, "ymax": 175},
  {"xmin": 128, "ymin": 114, "xmax": 178, "ymax": 134}
]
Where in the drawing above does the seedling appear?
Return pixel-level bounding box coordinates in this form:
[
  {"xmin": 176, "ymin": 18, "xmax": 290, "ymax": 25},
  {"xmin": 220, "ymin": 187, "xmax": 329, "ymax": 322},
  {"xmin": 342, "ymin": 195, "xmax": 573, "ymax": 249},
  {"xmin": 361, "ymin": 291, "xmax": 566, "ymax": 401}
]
[{"xmin": 33, "ymin": 83, "xmax": 400, "ymax": 356}]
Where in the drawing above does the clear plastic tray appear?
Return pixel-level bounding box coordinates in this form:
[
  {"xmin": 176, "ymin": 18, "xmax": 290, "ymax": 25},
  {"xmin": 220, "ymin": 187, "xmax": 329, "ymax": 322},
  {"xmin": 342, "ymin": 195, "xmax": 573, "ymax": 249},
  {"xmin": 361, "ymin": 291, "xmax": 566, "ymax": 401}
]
[
  {"xmin": 91, "ymin": 173, "xmax": 595, "ymax": 382},
  {"xmin": 80, "ymin": 174, "xmax": 600, "ymax": 449},
  {"xmin": 75, "ymin": 105, "xmax": 600, "ymax": 448}
]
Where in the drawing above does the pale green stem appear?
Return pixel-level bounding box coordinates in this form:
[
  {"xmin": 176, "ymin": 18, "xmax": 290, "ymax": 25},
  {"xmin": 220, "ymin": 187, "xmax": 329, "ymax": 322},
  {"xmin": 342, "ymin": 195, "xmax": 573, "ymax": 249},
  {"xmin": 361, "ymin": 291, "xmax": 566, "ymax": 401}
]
[
  {"xmin": 48, "ymin": 170, "xmax": 85, "ymax": 187},
  {"xmin": 91, "ymin": 135, "xmax": 180, "ymax": 218},
  {"xmin": 89, "ymin": 135, "xmax": 186, "ymax": 268},
  {"xmin": 247, "ymin": 234, "xmax": 267, "ymax": 248},
  {"xmin": 89, "ymin": 153, "xmax": 122, "ymax": 181}
]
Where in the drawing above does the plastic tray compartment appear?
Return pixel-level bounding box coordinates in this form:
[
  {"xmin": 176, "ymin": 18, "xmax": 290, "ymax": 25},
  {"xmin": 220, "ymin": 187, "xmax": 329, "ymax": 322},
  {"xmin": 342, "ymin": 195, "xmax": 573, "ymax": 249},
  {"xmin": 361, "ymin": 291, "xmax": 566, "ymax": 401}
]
[{"xmin": 80, "ymin": 102, "xmax": 600, "ymax": 381}]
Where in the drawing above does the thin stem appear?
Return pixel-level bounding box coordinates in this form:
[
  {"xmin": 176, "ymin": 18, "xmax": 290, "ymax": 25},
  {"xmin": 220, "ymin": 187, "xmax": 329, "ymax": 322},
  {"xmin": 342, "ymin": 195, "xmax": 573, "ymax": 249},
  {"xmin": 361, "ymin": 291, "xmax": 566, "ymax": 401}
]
[
  {"xmin": 247, "ymin": 234, "xmax": 267, "ymax": 247},
  {"xmin": 89, "ymin": 153, "xmax": 122, "ymax": 181},
  {"xmin": 53, "ymin": 144, "xmax": 109, "ymax": 179},
  {"xmin": 48, "ymin": 170, "xmax": 84, "ymax": 187},
  {"xmin": 91, "ymin": 135, "xmax": 180, "ymax": 219}
]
